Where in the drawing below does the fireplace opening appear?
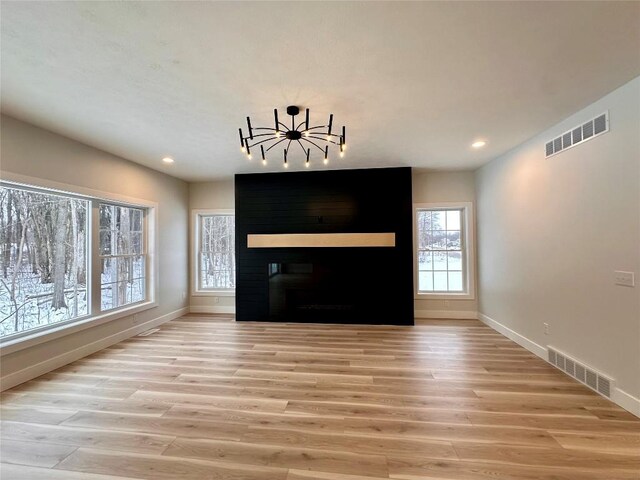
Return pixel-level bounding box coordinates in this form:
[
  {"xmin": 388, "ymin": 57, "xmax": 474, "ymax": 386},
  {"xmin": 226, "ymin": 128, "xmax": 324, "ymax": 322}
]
[{"xmin": 268, "ymin": 262, "xmax": 359, "ymax": 322}]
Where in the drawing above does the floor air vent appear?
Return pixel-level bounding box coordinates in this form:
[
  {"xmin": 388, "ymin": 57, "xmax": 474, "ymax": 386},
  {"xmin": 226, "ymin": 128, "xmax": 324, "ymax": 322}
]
[
  {"xmin": 137, "ymin": 328, "xmax": 159, "ymax": 337},
  {"xmin": 548, "ymin": 347, "xmax": 614, "ymax": 398},
  {"xmin": 545, "ymin": 112, "xmax": 608, "ymax": 158}
]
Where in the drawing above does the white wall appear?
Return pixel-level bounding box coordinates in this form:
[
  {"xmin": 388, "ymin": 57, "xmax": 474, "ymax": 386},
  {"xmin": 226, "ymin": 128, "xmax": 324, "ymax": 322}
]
[
  {"xmin": 0, "ymin": 115, "xmax": 189, "ymax": 389},
  {"xmin": 188, "ymin": 171, "xmax": 478, "ymax": 318},
  {"xmin": 189, "ymin": 180, "xmax": 236, "ymax": 313},
  {"xmin": 413, "ymin": 170, "xmax": 478, "ymax": 318},
  {"xmin": 475, "ymin": 77, "xmax": 640, "ymax": 414}
]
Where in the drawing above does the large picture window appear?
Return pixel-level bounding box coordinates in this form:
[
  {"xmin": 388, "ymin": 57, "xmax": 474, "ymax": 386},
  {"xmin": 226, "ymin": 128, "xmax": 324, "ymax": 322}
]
[
  {"xmin": 0, "ymin": 186, "xmax": 88, "ymax": 337},
  {"xmin": 195, "ymin": 211, "xmax": 235, "ymax": 292},
  {"xmin": 415, "ymin": 203, "xmax": 474, "ymax": 297},
  {"xmin": 0, "ymin": 182, "xmax": 152, "ymax": 341}
]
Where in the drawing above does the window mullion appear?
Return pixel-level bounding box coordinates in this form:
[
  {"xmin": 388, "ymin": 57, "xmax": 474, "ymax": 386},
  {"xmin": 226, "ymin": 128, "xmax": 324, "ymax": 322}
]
[{"xmin": 90, "ymin": 199, "xmax": 101, "ymax": 316}]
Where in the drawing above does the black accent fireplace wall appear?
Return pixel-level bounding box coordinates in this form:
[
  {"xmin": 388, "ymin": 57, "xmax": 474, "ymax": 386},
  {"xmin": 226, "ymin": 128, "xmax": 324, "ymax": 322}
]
[{"xmin": 235, "ymin": 167, "xmax": 414, "ymax": 325}]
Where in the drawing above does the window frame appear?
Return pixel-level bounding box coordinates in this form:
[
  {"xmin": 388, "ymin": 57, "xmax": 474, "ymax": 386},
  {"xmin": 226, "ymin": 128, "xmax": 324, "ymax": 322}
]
[
  {"xmin": 97, "ymin": 202, "xmax": 149, "ymax": 313},
  {"xmin": 413, "ymin": 202, "xmax": 475, "ymax": 300},
  {"xmin": 191, "ymin": 209, "xmax": 235, "ymax": 296},
  {"xmin": 0, "ymin": 174, "xmax": 158, "ymax": 356}
]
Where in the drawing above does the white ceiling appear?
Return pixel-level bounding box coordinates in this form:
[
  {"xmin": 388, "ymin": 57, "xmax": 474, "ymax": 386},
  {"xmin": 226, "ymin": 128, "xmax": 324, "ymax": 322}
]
[{"xmin": 2, "ymin": 1, "xmax": 639, "ymax": 181}]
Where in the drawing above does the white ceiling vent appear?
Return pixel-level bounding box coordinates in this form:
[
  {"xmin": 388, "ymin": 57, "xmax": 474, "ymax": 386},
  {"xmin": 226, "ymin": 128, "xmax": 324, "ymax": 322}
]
[
  {"xmin": 548, "ymin": 346, "xmax": 614, "ymax": 399},
  {"xmin": 545, "ymin": 112, "xmax": 609, "ymax": 158}
]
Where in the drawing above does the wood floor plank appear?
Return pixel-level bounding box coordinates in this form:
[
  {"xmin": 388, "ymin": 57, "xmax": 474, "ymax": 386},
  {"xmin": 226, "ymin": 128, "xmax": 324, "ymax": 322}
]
[
  {"xmin": 162, "ymin": 405, "xmax": 348, "ymax": 432},
  {"xmin": 549, "ymin": 431, "xmax": 640, "ymax": 455},
  {"xmin": 129, "ymin": 389, "xmax": 288, "ymax": 412},
  {"xmin": 7, "ymin": 383, "xmax": 136, "ymax": 400},
  {"xmin": 241, "ymin": 426, "xmax": 458, "ymax": 459},
  {"xmin": 61, "ymin": 410, "xmax": 248, "ymax": 441},
  {"xmin": 287, "ymin": 469, "xmax": 389, "ymax": 480},
  {"xmin": 343, "ymin": 418, "xmax": 562, "ymax": 447},
  {"xmin": 285, "ymin": 400, "xmax": 471, "ymax": 424},
  {"xmin": 0, "ymin": 405, "xmax": 77, "ymax": 425},
  {"xmin": 452, "ymin": 442, "xmax": 640, "ymax": 471},
  {"xmin": 55, "ymin": 447, "xmax": 289, "ymax": 480},
  {"xmin": 0, "ymin": 438, "xmax": 77, "ymax": 468},
  {"xmin": 1, "ymin": 392, "xmax": 171, "ymax": 416},
  {"xmin": 1, "ymin": 420, "xmax": 175, "ymax": 454},
  {"xmin": 0, "ymin": 463, "xmax": 138, "ymax": 480},
  {"xmin": 163, "ymin": 437, "xmax": 389, "ymax": 477},
  {"xmin": 235, "ymin": 368, "xmax": 375, "ymax": 384},
  {"xmin": 467, "ymin": 411, "xmax": 640, "ymax": 434},
  {"xmin": 386, "ymin": 456, "xmax": 640, "ymax": 480}
]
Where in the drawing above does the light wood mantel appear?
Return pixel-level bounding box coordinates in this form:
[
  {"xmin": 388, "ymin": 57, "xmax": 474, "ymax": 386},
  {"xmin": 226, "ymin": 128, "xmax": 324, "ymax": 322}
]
[{"xmin": 247, "ymin": 232, "xmax": 396, "ymax": 248}]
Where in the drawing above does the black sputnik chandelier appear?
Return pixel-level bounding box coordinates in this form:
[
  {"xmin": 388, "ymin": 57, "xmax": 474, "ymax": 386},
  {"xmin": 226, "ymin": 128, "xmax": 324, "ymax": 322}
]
[{"xmin": 239, "ymin": 105, "xmax": 346, "ymax": 168}]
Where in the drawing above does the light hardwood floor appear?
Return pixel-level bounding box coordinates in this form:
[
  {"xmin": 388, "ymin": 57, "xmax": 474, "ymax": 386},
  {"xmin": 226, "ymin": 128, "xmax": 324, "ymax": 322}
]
[{"xmin": 1, "ymin": 315, "xmax": 638, "ymax": 479}]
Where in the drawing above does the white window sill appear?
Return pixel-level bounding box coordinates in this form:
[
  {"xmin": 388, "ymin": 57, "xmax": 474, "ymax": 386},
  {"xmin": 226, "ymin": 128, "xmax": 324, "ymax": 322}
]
[
  {"xmin": 415, "ymin": 292, "xmax": 476, "ymax": 301},
  {"xmin": 0, "ymin": 300, "xmax": 158, "ymax": 357},
  {"xmin": 191, "ymin": 290, "xmax": 235, "ymax": 297}
]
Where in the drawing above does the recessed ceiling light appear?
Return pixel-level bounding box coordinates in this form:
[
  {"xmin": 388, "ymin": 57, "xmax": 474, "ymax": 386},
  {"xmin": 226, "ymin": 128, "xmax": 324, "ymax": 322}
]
[
  {"xmin": 471, "ymin": 140, "xmax": 486, "ymax": 149},
  {"xmin": 162, "ymin": 157, "xmax": 174, "ymax": 164}
]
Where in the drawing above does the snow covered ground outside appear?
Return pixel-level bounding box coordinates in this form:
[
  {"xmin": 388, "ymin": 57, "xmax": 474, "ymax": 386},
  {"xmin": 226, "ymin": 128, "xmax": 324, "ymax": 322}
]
[{"xmin": 1, "ymin": 258, "xmax": 145, "ymax": 338}]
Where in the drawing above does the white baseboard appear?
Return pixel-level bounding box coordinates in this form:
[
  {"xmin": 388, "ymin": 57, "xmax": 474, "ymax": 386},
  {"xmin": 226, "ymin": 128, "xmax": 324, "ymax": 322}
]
[
  {"xmin": 415, "ymin": 310, "xmax": 478, "ymax": 319},
  {"xmin": 612, "ymin": 386, "xmax": 640, "ymax": 418},
  {"xmin": 190, "ymin": 305, "xmax": 236, "ymax": 314},
  {"xmin": 477, "ymin": 312, "xmax": 547, "ymax": 359},
  {"xmin": 0, "ymin": 307, "xmax": 188, "ymax": 392},
  {"xmin": 478, "ymin": 312, "xmax": 640, "ymax": 418}
]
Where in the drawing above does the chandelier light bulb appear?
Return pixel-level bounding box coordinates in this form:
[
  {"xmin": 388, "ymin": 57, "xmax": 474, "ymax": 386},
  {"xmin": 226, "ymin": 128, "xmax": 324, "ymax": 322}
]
[
  {"xmin": 340, "ymin": 151, "xmax": 344, "ymax": 158},
  {"xmin": 326, "ymin": 135, "xmax": 331, "ymax": 141},
  {"xmin": 305, "ymin": 162, "xmax": 310, "ymax": 168},
  {"xmin": 275, "ymin": 131, "xmax": 281, "ymax": 138},
  {"xmin": 284, "ymin": 162, "xmax": 289, "ymax": 169},
  {"xmin": 240, "ymin": 147, "xmax": 246, "ymax": 153},
  {"xmin": 323, "ymin": 158, "xmax": 329, "ymax": 165},
  {"xmin": 247, "ymin": 154, "xmax": 252, "ymax": 160},
  {"xmin": 262, "ymin": 159, "xmax": 267, "ymax": 166},
  {"xmin": 304, "ymin": 131, "xmax": 309, "ymax": 137}
]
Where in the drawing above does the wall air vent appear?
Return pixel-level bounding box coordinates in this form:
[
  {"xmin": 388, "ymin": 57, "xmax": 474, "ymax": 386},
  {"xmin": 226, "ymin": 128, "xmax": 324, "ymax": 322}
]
[
  {"xmin": 547, "ymin": 346, "xmax": 614, "ymax": 399},
  {"xmin": 545, "ymin": 112, "xmax": 609, "ymax": 158}
]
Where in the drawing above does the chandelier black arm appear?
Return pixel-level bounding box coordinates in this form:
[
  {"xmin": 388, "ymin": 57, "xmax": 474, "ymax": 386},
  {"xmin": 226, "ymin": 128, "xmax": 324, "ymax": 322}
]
[
  {"xmin": 244, "ymin": 133, "xmax": 279, "ymax": 141},
  {"xmin": 308, "ymin": 136, "xmax": 340, "ymax": 146},
  {"xmin": 300, "ymin": 137, "xmax": 326, "ymax": 153},
  {"xmin": 295, "ymin": 120, "xmax": 307, "ymax": 131},
  {"xmin": 304, "ymin": 125, "xmax": 330, "ymax": 131},
  {"xmin": 264, "ymin": 138, "xmax": 287, "ymax": 153},
  {"xmin": 296, "ymin": 140, "xmax": 307, "ymax": 156},
  {"xmin": 247, "ymin": 136, "xmax": 284, "ymax": 149}
]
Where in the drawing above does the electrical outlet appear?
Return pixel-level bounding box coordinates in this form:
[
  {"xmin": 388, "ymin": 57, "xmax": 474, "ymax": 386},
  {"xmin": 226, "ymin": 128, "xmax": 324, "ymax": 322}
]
[
  {"xmin": 543, "ymin": 323, "xmax": 550, "ymax": 335},
  {"xmin": 614, "ymin": 271, "xmax": 635, "ymax": 287},
  {"xmin": 214, "ymin": 297, "xmax": 220, "ymax": 304}
]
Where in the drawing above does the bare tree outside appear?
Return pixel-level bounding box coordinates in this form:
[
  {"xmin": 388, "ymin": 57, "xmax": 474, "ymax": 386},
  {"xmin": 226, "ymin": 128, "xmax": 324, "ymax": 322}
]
[
  {"xmin": 100, "ymin": 204, "xmax": 145, "ymax": 311},
  {"xmin": 0, "ymin": 186, "xmax": 88, "ymax": 337},
  {"xmin": 200, "ymin": 215, "xmax": 235, "ymax": 289},
  {"xmin": 416, "ymin": 209, "xmax": 464, "ymax": 292}
]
